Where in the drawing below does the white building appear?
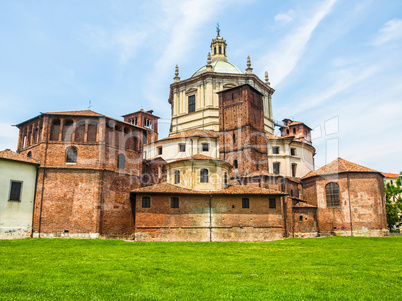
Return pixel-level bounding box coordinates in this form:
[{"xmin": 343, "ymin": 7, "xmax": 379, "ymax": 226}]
[{"xmin": 0, "ymin": 149, "xmax": 38, "ymax": 239}]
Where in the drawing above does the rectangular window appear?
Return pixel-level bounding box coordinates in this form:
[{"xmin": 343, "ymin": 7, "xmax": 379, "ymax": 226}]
[
  {"xmin": 157, "ymin": 146, "xmax": 163, "ymax": 155},
  {"xmin": 188, "ymin": 95, "xmax": 196, "ymax": 113},
  {"xmin": 292, "ymin": 164, "xmax": 297, "ymax": 177},
  {"xmin": 273, "ymin": 163, "xmax": 280, "ymax": 175},
  {"xmin": 9, "ymin": 181, "xmax": 22, "ymax": 202},
  {"xmin": 269, "ymin": 198, "xmax": 276, "ymax": 209},
  {"xmin": 242, "ymin": 198, "xmax": 249, "ymax": 208},
  {"xmin": 171, "ymin": 197, "xmax": 179, "ymax": 208},
  {"xmin": 142, "ymin": 197, "xmax": 150, "ymax": 208},
  {"xmin": 291, "ymin": 148, "xmax": 296, "ymax": 156},
  {"xmin": 179, "ymin": 144, "xmax": 186, "ymax": 152},
  {"xmin": 272, "ymin": 147, "xmax": 279, "ymax": 154},
  {"xmin": 202, "ymin": 143, "xmax": 209, "ymax": 152}
]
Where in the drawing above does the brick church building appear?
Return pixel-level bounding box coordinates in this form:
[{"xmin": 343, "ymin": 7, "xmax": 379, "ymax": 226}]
[{"xmin": 9, "ymin": 30, "xmax": 388, "ymax": 241}]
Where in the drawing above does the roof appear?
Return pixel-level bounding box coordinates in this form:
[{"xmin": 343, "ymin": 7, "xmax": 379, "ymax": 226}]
[
  {"xmin": 167, "ymin": 154, "xmax": 231, "ymax": 166},
  {"xmin": 382, "ymin": 172, "xmax": 401, "ymax": 178},
  {"xmin": 155, "ymin": 130, "xmax": 219, "ymax": 143},
  {"xmin": 302, "ymin": 158, "xmax": 379, "ymax": 179},
  {"xmin": 43, "ymin": 110, "xmax": 103, "ymax": 117},
  {"xmin": 243, "ymin": 170, "xmax": 282, "ymax": 178},
  {"xmin": 192, "ymin": 60, "xmax": 244, "ymax": 77},
  {"xmin": 16, "ymin": 110, "xmax": 147, "ymax": 131},
  {"xmin": 0, "ymin": 149, "xmax": 38, "ymax": 165},
  {"xmin": 281, "ymin": 120, "xmax": 312, "ymax": 130},
  {"xmin": 216, "ymin": 83, "xmax": 264, "ymax": 96},
  {"xmin": 132, "ymin": 183, "xmax": 286, "ymax": 196},
  {"xmin": 293, "ymin": 202, "xmax": 317, "ymax": 208},
  {"xmin": 122, "ymin": 109, "xmax": 160, "ymax": 119}
]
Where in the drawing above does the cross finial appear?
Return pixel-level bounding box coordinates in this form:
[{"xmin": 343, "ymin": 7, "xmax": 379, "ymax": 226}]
[
  {"xmin": 216, "ymin": 22, "xmax": 220, "ymax": 36},
  {"xmin": 88, "ymin": 100, "xmax": 92, "ymax": 110}
]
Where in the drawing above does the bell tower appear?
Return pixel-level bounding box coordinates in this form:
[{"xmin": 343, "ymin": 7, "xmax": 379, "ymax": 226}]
[{"xmin": 210, "ymin": 23, "xmax": 227, "ymax": 61}]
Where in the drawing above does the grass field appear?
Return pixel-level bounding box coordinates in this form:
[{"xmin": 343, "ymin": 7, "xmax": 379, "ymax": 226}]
[{"xmin": 0, "ymin": 237, "xmax": 401, "ymax": 300}]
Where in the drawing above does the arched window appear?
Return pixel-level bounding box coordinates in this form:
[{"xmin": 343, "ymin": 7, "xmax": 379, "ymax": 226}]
[
  {"xmin": 326, "ymin": 182, "xmax": 340, "ymax": 207},
  {"xmin": 87, "ymin": 120, "xmax": 97, "ymax": 142},
  {"xmin": 290, "ymin": 189, "xmax": 293, "ymax": 197},
  {"xmin": 224, "ymin": 172, "xmax": 228, "ymax": 186},
  {"xmin": 27, "ymin": 151, "xmax": 32, "ymax": 158},
  {"xmin": 175, "ymin": 170, "xmax": 180, "ymax": 184},
  {"xmin": 200, "ymin": 169, "xmax": 209, "ymax": 183},
  {"xmin": 233, "ymin": 160, "xmax": 238, "ymax": 169},
  {"xmin": 63, "ymin": 119, "xmax": 74, "ymax": 142},
  {"xmin": 74, "ymin": 120, "xmax": 86, "ymax": 142},
  {"xmin": 50, "ymin": 119, "xmax": 61, "ymax": 141},
  {"xmin": 299, "ymin": 215, "xmax": 303, "ymax": 222},
  {"xmin": 214, "ymin": 47, "xmax": 216, "ymax": 55},
  {"xmin": 219, "ymin": 46, "xmax": 222, "ymax": 54},
  {"xmin": 66, "ymin": 147, "xmax": 77, "ymax": 163},
  {"xmin": 117, "ymin": 154, "xmax": 125, "ymax": 170}
]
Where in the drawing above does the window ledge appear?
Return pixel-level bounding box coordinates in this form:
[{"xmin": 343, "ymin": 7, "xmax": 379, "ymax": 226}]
[{"xmin": 66, "ymin": 162, "xmax": 77, "ymax": 165}]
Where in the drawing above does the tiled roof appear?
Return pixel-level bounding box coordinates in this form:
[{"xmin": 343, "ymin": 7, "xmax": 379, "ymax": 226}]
[
  {"xmin": 168, "ymin": 154, "xmax": 230, "ymax": 165},
  {"xmin": 43, "ymin": 110, "xmax": 103, "ymax": 116},
  {"xmin": 213, "ymin": 185, "xmax": 285, "ymax": 195},
  {"xmin": 132, "ymin": 183, "xmax": 286, "ymax": 196},
  {"xmin": 382, "ymin": 172, "xmax": 400, "ymax": 178},
  {"xmin": 0, "ymin": 149, "xmax": 38, "ymax": 165},
  {"xmin": 303, "ymin": 158, "xmax": 378, "ymax": 179},
  {"xmin": 293, "ymin": 202, "xmax": 317, "ymax": 208},
  {"xmin": 122, "ymin": 109, "xmax": 160, "ymax": 118},
  {"xmin": 157, "ymin": 130, "xmax": 219, "ymax": 142},
  {"xmin": 285, "ymin": 176, "xmax": 302, "ymax": 183},
  {"xmin": 43, "ymin": 110, "xmax": 147, "ymax": 131},
  {"xmin": 243, "ymin": 170, "xmax": 282, "ymax": 178}
]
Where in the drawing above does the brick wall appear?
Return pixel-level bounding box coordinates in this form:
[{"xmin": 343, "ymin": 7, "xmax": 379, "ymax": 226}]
[{"xmin": 134, "ymin": 193, "xmax": 284, "ymax": 241}]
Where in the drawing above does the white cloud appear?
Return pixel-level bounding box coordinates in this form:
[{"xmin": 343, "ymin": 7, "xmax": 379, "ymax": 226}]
[
  {"xmin": 256, "ymin": 0, "xmax": 337, "ymax": 86},
  {"xmin": 83, "ymin": 25, "xmax": 148, "ymax": 65},
  {"xmin": 274, "ymin": 10, "xmax": 295, "ymax": 24},
  {"xmin": 288, "ymin": 64, "xmax": 378, "ymax": 116},
  {"xmin": 372, "ymin": 18, "xmax": 402, "ymax": 46}
]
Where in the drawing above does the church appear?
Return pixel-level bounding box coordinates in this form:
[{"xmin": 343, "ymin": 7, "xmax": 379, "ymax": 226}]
[{"xmin": 2, "ymin": 30, "xmax": 388, "ymax": 241}]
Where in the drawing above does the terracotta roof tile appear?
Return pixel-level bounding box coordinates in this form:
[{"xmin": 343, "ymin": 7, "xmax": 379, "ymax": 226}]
[
  {"xmin": 168, "ymin": 154, "xmax": 231, "ymax": 165},
  {"xmin": 0, "ymin": 149, "xmax": 38, "ymax": 165},
  {"xmin": 43, "ymin": 110, "xmax": 103, "ymax": 116},
  {"xmin": 132, "ymin": 183, "xmax": 286, "ymax": 196},
  {"xmin": 157, "ymin": 130, "xmax": 219, "ymax": 142},
  {"xmin": 302, "ymin": 158, "xmax": 378, "ymax": 179},
  {"xmin": 243, "ymin": 170, "xmax": 282, "ymax": 178},
  {"xmin": 381, "ymin": 172, "xmax": 400, "ymax": 178},
  {"xmin": 293, "ymin": 202, "xmax": 317, "ymax": 208}
]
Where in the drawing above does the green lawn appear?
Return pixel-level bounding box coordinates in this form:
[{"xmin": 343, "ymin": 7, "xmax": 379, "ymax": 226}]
[{"xmin": 0, "ymin": 237, "xmax": 401, "ymax": 300}]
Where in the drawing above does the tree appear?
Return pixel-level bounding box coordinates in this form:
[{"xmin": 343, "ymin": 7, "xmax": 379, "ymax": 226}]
[{"xmin": 385, "ymin": 175, "xmax": 402, "ymax": 231}]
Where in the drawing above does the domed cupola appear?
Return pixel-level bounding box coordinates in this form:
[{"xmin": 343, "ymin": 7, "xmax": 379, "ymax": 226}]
[
  {"xmin": 192, "ymin": 25, "xmax": 244, "ymax": 77},
  {"xmin": 210, "ymin": 24, "xmax": 227, "ymax": 61}
]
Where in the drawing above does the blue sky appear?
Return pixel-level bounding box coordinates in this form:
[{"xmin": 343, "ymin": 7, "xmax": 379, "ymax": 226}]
[{"xmin": 1, "ymin": 0, "xmax": 401, "ymax": 173}]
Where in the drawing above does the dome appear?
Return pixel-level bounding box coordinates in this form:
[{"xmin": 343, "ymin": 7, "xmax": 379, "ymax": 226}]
[{"xmin": 192, "ymin": 60, "xmax": 244, "ymax": 77}]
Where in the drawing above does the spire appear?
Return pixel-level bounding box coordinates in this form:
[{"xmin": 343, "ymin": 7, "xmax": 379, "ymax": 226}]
[
  {"xmin": 246, "ymin": 56, "xmax": 253, "ymax": 74},
  {"xmin": 206, "ymin": 52, "xmax": 213, "ymax": 72},
  {"xmin": 210, "ymin": 25, "xmax": 227, "ymax": 62},
  {"xmin": 174, "ymin": 65, "xmax": 180, "ymax": 83},
  {"xmin": 265, "ymin": 71, "xmax": 270, "ymax": 86}
]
